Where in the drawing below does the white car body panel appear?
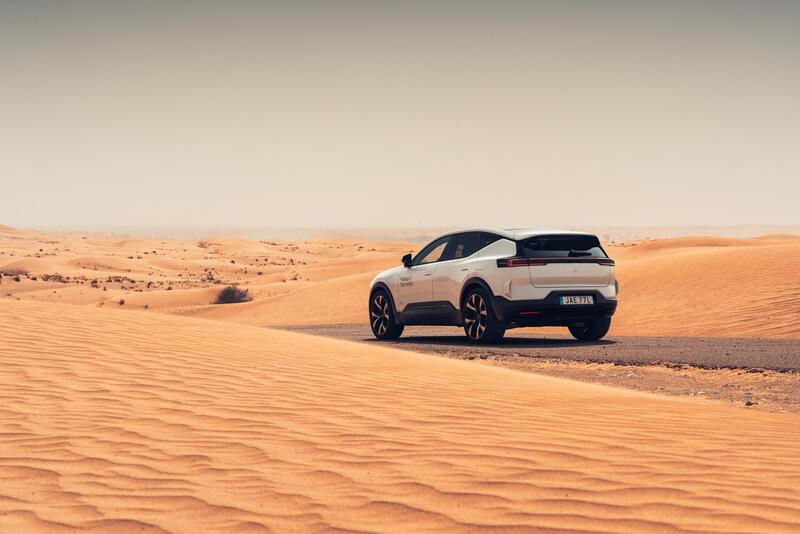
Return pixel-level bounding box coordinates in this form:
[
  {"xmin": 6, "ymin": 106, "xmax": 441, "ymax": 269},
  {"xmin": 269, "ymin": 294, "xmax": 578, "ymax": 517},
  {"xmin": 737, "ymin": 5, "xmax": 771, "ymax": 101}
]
[
  {"xmin": 396, "ymin": 262, "xmax": 434, "ymax": 309},
  {"xmin": 469, "ymin": 238, "xmax": 524, "ymax": 305},
  {"xmin": 432, "ymin": 255, "xmax": 475, "ymax": 307},
  {"xmin": 529, "ymin": 263, "xmax": 613, "ymax": 288}
]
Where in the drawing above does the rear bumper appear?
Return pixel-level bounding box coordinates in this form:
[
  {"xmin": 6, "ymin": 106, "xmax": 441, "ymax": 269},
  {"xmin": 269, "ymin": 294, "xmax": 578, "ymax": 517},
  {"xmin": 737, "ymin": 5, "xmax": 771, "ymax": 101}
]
[{"xmin": 492, "ymin": 290, "xmax": 617, "ymax": 327}]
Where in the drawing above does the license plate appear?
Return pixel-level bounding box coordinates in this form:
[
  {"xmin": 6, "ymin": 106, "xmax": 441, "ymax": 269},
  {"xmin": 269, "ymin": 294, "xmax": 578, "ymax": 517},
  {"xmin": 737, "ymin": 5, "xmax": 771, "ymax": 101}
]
[{"xmin": 560, "ymin": 295, "xmax": 594, "ymax": 305}]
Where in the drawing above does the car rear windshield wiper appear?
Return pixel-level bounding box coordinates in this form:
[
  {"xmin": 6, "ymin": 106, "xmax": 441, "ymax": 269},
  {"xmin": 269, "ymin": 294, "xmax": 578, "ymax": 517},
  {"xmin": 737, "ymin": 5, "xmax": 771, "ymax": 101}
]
[{"xmin": 568, "ymin": 249, "xmax": 593, "ymax": 257}]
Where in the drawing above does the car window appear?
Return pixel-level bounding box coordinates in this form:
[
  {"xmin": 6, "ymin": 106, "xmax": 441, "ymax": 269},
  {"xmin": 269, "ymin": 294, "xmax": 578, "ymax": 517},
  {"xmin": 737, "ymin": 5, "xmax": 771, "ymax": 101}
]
[
  {"xmin": 479, "ymin": 233, "xmax": 501, "ymax": 250},
  {"xmin": 443, "ymin": 232, "xmax": 480, "ymax": 260},
  {"xmin": 519, "ymin": 235, "xmax": 607, "ymax": 258},
  {"xmin": 413, "ymin": 237, "xmax": 450, "ymax": 265}
]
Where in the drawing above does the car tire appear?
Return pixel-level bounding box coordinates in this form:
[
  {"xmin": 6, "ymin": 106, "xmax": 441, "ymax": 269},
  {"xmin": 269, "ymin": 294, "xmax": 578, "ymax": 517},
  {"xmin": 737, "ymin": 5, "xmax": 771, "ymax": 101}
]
[
  {"xmin": 568, "ymin": 317, "xmax": 611, "ymax": 341},
  {"xmin": 462, "ymin": 287, "xmax": 505, "ymax": 344},
  {"xmin": 369, "ymin": 289, "xmax": 404, "ymax": 340}
]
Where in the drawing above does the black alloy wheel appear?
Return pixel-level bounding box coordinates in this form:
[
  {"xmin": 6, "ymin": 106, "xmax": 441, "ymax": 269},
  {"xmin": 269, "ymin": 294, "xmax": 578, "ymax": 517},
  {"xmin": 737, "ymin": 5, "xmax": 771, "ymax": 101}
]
[
  {"xmin": 462, "ymin": 288, "xmax": 505, "ymax": 344},
  {"xmin": 369, "ymin": 290, "xmax": 404, "ymax": 340}
]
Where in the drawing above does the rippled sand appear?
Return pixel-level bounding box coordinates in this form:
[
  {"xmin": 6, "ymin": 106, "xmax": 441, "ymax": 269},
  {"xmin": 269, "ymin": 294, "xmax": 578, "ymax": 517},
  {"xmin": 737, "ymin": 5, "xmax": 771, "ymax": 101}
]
[{"xmin": 2, "ymin": 299, "xmax": 799, "ymax": 532}]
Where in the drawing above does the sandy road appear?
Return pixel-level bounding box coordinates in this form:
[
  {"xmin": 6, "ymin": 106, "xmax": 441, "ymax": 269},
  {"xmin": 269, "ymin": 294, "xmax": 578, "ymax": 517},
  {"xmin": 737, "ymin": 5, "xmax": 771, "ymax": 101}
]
[{"xmin": 282, "ymin": 324, "xmax": 800, "ymax": 371}]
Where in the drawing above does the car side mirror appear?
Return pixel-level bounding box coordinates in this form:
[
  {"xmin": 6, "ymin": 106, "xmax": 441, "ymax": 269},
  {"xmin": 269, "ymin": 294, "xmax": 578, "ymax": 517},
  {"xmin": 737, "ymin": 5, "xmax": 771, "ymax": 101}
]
[{"xmin": 402, "ymin": 253, "xmax": 413, "ymax": 267}]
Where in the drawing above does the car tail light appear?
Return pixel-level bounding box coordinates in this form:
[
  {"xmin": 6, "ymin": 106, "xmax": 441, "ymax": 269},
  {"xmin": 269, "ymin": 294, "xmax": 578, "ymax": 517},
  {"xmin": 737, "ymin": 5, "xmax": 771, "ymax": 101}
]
[
  {"xmin": 496, "ymin": 258, "xmax": 539, "ymax": 268},
  {"xmin": 497, "ymin": 257, "xmax": 615, "ymax": 267}
]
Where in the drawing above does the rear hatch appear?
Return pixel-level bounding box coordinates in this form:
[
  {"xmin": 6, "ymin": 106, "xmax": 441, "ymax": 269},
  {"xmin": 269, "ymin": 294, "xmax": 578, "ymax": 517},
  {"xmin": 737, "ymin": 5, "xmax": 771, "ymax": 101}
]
[{"xmin": 518, "ymin": 234, "xmax": 613, "ymax": 288}]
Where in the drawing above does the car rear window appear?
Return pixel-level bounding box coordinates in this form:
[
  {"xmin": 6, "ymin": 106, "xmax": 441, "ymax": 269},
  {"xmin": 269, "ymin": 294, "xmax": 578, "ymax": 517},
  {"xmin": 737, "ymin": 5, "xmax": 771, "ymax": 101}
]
[
  {"xmin": 519, "ymin": 234, "xmax": 607, "ymax": 258},
  {"xmin": 479, "ymin": 233, "xmax": 501, "ymax": 249}
]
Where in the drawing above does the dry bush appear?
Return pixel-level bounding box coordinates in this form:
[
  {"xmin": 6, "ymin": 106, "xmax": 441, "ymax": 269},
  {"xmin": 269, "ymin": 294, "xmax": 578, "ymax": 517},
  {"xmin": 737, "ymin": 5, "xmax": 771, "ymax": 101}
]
[
  {"xmin": 214, "ymin": 285, "xmax": 252, "ymax": 304},
  {"xmin": 2, "ymin": 268, "xmax": 29, "ymax": 277}
]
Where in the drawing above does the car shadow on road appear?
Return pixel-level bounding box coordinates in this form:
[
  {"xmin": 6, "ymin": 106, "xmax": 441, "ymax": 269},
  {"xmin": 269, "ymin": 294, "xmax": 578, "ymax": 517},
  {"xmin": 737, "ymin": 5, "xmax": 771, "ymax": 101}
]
[{"xmin": 364, "ymin": 335, "xmax": 617, "ymax": 349}]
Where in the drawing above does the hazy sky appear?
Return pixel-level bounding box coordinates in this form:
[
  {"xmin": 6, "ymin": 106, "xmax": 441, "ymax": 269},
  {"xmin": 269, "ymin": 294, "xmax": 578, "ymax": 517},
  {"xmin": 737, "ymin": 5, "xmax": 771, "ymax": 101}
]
[{"xmin": 2, "ymin": 1, "xmax": 799, "ymax": 228}]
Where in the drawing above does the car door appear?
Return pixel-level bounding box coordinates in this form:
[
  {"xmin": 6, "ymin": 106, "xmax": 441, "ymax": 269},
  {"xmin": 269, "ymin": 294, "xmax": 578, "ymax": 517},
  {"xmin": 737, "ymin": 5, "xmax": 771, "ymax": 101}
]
[
  {"xmin": 396, "ymin": 236, "xmax": 450, "ymax": 310},
  {"xmin": 432, "ymin": 232, "xmax": 480, "ymax": 309}
]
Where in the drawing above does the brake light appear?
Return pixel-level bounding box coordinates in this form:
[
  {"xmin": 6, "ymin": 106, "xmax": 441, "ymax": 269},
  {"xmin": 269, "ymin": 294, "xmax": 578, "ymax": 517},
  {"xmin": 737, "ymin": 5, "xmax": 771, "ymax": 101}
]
[
  {"xmin": 497, "ymin": 257, "xmax": 615, "ymax": 267},
  {"xmin": 496, "ymin": 258, "xmax": 538, "ymax": 268}
]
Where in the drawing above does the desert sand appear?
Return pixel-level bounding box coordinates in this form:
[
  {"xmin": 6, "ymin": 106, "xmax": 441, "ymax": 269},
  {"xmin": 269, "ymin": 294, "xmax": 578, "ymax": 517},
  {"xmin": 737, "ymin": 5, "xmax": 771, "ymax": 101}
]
[
  {"xmin": 610, "ymin": 235, "xmax": 800, "ymax": 339},
  {"xmin": 1, "ymin": 298, "xmax": 800, "ymax": 533},
  {"xmin": 2, "ymin": 227, "xmax": 799, "ymax": 339}
]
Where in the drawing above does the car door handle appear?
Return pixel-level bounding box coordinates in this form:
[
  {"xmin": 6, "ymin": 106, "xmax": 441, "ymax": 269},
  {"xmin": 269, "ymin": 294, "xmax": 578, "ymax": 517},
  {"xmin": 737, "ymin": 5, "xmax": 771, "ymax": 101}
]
[
  {"xmin": 424, "ymin": 273, "xmax": 432, "ymax": 276},
  {"xmin": 461, "ymin": 268, "xmax": 469, "ymax": 271}
]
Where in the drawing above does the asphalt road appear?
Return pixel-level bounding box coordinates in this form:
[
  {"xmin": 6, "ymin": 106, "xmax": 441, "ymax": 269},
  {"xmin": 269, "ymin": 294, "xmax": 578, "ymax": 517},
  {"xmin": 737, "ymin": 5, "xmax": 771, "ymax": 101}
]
[{"xmin": 280, "ymin": 324, "xmax": 800, "ymax": 371}]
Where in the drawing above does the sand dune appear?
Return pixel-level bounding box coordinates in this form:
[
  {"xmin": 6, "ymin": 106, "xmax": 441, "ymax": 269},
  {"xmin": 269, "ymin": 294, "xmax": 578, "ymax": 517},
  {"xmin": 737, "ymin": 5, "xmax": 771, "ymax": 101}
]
[
  {"xmin": 2, "ymin": 228, "xmax": 799, "ymax": 338},
  {"xmin": 1, "ymin": 299, "xmax": 799, "ymax": 532},
  {"xmin": 610, "ymin": 236, "xmax": 800, "ymax": 338},
  {"xmin": 0, "ymin": 230, "xmax": 414, "ymax": 313},
  {"xmin": 0, "ymin": 224, "xmax": 21, "ymax": 234},
  {"xmin": 3, "ymin": 230, "xmax": 797, "ymax": 531},
  {"xmin": 194, "ymin": 271, "xmax": 377, "ymax": 326}
]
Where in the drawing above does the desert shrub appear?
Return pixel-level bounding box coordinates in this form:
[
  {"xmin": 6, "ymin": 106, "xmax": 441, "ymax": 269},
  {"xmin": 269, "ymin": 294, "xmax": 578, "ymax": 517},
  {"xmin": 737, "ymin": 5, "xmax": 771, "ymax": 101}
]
[
  {"xmin": 214, "ymin": 285, "xmax": 252, "ymax": 304},
  {"xmin": 2, "ymin": 268, "xmax": 29, "ymax": 277},
  {"xmin": 198, "ymin": 240, "xmax": 211, "ymax": 249}
]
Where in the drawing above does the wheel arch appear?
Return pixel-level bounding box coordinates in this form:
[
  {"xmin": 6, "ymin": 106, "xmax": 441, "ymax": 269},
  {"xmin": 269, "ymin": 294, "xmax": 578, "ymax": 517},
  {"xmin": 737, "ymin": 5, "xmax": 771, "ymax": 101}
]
[
  {"xmin": 459, "ymin": 277, "xmax": 494, "ymax": 310},
  {"xmin": 370, "ymin": 282, "xmax": 400, "ymax": 323}
]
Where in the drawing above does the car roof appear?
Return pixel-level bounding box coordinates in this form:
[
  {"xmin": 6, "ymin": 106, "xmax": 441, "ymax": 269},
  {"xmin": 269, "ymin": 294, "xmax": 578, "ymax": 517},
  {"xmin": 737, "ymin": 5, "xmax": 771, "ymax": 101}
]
[{"xmin": 432, "ymin": 228, "xmax": 597, "ymax": 241}]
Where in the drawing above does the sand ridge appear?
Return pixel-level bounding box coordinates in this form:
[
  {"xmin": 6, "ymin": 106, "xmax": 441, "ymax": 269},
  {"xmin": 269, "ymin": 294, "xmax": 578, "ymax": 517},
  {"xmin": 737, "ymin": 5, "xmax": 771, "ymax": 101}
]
[
  {"xmin": 1, "ymin": 299, "xmax": 800, "ymax": 533},
  {"xmin": 611, "ymin": 236, "xmax": 800, "ymax": 338}
]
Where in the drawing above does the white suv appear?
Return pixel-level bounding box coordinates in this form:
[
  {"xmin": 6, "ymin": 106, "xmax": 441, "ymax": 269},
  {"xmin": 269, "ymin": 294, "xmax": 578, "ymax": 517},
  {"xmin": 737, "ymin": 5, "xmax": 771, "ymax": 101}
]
[{"xmin": 369, "ymin": 229, "xmax": 618, "ymax": 343}]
